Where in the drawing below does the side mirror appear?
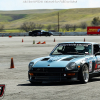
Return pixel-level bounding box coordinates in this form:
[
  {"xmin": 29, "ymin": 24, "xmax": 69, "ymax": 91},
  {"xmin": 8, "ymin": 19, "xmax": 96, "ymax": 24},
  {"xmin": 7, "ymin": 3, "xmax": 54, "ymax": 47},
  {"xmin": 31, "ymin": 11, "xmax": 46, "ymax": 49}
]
[{"xmin": 95, "ymin": 52, "xmax": 100, "ymax": 56}]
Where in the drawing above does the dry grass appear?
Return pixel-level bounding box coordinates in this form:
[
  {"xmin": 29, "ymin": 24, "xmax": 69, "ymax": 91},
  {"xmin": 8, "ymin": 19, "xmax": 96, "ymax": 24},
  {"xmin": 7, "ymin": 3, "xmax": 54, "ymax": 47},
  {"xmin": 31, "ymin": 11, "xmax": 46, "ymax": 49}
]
[{"xmin": 0, "ymin": 8, "xmax": 100, "ymax": 30}]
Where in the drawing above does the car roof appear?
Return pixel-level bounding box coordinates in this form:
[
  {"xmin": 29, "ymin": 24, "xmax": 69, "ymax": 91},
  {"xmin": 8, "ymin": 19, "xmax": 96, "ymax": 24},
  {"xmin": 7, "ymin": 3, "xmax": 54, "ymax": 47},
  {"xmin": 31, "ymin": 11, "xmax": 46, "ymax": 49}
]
[
  {"xmin": 32, "ymin": 30, "xmax": 41, "ymax": 31},
  {"xmin": 58, "ymin": 42, "xmax": 99, "ymax": 45}
]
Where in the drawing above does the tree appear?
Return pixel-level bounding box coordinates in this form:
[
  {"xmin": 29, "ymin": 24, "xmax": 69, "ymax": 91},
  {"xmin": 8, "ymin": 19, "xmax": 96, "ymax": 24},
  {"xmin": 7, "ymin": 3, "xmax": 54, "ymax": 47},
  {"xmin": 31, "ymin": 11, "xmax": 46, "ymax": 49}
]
[
  {"xmin": 20, "ymin": 22, "xmax": 36, "ymax": 32},
  {"xmin": 46, "ymin": 25, "xmax": 51, "ymax": 31},
  {"xmin": 0, "ymin": 25, "xmax": 4, "ymax": 32},
  {"xmin": 29, "ymin": 22, "xmax": 36, "ymax": 31},
  {"xmin": 80, "ymin": 22, "xmax": 87, "ymax": 29},
  {"xmin": 71, "ymin": 24, "xmax": 77, "ymax": 31},
  {"xmin": 65, "ymin": 24, "xmax": 71, "ymax": 31},
  {"xmin": 36, "ymin": 24, "xmax": 44, "ymax": 30},
  {"xmin": 91, "ymin": 17, "xmax": 100, "ymax": 26}
]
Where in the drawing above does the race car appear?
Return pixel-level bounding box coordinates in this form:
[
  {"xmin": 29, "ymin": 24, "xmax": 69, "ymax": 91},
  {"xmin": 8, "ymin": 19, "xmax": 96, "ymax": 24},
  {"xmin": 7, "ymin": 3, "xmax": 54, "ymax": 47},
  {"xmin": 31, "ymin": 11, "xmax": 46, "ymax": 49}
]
[
  {"xmin": 29, "ymin": 30, "xmax": 53, "ymax": 36},
  {"xmin": 28, "ymin": 42, "xmax": 100, "ymax": 84}
]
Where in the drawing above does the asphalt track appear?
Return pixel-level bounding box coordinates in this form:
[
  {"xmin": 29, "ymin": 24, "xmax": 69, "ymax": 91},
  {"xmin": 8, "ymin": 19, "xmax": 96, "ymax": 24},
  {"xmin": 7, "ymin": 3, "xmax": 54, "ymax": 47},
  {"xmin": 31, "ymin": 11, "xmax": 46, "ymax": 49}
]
[{"xmin": 0, "ymin": 36, "xmax": 100, "ymax": 100}]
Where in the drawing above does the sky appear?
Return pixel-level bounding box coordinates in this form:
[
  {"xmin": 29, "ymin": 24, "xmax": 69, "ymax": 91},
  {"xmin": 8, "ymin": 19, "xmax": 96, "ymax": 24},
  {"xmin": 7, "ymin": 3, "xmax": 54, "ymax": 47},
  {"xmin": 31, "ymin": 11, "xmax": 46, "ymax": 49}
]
[{"xmin": 0, "ymin": 0, "xmax": 100, "ymax": 10}]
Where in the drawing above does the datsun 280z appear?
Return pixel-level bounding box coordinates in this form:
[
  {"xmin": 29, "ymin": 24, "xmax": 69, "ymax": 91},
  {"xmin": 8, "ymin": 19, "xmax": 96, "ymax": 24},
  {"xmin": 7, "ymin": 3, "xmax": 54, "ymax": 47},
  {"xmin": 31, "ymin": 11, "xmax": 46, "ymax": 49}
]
[{"xmin": 28, "ymin": 42, "xmax": 100, "ymax": 84}]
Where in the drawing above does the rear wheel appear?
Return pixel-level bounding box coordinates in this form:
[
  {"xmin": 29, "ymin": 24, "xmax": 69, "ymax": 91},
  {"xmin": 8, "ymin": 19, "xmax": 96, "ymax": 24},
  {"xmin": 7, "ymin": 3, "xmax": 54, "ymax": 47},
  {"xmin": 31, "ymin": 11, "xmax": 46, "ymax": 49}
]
[{"xmin": 79, "ymin": 64, "xmax": 89, "ymax": 83}]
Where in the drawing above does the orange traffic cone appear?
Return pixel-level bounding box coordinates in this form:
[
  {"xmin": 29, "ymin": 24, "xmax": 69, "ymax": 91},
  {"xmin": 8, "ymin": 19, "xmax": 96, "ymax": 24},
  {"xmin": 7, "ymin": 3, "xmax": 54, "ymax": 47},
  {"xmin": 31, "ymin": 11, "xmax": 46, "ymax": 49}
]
[
  {"xmin": 54, "ymin": 38, "xmax": 55, "ymax": 42},
  {"xmin": 37, "ymin": 41, "xmax": 41, "ymax": 44},
  {"xmin": 22, "ymin": 39, "xmax": 24, "ymax": 42},
  {"xmin": 41, "ymin": 41, "xmax": 46, "ymax": 44},
  {"xmin": 84, "ymin": 38, "xmax": 85, "ymax": 42},
  {"xmin": 10, "ymin": 58, "xmax": 14, "ymax": 68}
]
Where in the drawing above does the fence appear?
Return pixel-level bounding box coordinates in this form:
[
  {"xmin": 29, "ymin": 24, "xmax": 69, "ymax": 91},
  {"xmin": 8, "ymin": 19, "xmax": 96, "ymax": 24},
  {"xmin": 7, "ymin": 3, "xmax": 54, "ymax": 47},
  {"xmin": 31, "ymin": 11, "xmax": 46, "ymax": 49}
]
[{"xmin": 0, "ymin": 32, "xmax": 88, "ymax": 37}]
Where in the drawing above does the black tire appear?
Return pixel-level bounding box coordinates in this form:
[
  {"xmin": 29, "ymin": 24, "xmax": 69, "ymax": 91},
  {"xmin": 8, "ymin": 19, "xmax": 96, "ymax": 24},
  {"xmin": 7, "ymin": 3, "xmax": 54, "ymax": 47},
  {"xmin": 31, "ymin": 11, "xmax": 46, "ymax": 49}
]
[
  {"xmin": 48, "ymin": 34, "xmax": 50, "ymax": 36},
  {"xmin": 79, "ymin": 64, "xmax": 89, "ymax": 84}
]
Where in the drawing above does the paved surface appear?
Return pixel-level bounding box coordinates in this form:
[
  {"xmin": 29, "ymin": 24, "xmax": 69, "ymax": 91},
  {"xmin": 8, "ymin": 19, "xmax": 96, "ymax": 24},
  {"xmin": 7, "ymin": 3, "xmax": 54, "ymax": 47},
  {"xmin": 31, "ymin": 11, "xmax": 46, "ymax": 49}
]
[{"xmin": 0, "ymin": 36, "xmax": 100, "ymax": 100}]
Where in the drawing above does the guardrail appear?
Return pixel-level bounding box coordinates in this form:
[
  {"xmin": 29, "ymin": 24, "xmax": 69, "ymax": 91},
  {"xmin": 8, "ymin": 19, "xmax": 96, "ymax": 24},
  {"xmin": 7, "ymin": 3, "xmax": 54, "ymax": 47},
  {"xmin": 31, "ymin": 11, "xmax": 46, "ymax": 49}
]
[
  {"xmin": 52, "ymin": 32, "xmax": 87, "ymax": 36},
  {"xmin": 0, "ymin": 32, "xmax": 87, "ymax": 36},
  {"xmin": 0, "ymin": 33, "xmax": 29, "ymax": 36}
]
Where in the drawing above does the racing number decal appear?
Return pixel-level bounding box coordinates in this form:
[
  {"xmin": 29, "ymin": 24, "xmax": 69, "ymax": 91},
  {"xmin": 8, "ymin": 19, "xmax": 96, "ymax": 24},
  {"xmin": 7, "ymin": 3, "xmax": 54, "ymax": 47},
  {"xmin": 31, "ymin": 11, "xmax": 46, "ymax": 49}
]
[
  {"xmin": 97, "ymin": 64, "xmax": 100, "ymax": 71},
  {"xmin": 94, "ymin": 61, "xmax": 100, "ymax": 72},
  {"xmin": 94, "ymin": 63, "xmax": 97, "ymax": 69},
  {"xmin": 93, "ymin": 55, "xmax": 100, "ymax": 72}
]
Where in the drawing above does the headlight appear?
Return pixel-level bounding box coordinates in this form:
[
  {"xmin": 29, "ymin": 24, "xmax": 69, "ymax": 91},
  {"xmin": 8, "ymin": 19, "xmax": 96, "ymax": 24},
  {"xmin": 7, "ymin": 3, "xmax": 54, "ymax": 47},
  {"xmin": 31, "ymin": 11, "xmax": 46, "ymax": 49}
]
[
  {"xmin": 66, "ymin": 62, "xmax": 76, "ymax": 70},
  {"xmin": 28, "ymin": 62, "xmax": 34, "ymax": 70}
]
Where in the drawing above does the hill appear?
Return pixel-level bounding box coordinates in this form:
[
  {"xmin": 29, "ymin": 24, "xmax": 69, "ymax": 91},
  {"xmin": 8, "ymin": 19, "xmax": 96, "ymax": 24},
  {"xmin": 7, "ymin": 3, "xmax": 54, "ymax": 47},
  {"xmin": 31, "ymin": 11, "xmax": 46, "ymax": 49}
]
[
  {"xmin": 0, "ymin": 9, "xmax": 61, "ymax": 14},
  {"xmin": 0, "ymin": 8, "xmax": 100, "ymax": 30}
]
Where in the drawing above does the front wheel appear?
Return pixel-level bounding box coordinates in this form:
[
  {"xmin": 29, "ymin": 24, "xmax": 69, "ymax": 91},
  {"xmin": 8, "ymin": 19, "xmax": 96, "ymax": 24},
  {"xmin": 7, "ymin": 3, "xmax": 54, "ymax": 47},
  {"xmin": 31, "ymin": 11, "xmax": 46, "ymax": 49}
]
[{"xmin": 79, "ymin": 64, "xmax": 89, "ymax": 84}]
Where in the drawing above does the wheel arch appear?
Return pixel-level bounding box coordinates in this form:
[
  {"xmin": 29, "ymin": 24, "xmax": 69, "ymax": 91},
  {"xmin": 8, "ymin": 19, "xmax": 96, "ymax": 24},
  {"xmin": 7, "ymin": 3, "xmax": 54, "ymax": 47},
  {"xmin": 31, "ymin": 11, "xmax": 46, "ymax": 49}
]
[
  {"xmin": 79, "ymin": 63, "xmax": 89, "ymax": 70},
  {"xmin": 84, "ymin": 63, "xmax": 89, "ymax": 69}
]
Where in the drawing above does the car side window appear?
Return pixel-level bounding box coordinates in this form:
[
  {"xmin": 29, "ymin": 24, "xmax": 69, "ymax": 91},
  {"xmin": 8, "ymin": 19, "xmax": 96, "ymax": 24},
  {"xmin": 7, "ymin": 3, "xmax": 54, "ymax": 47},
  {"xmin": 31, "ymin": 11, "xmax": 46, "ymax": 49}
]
[{"xmin": 93, "ymin": 44, "xmax": 99, "ymax": 54}]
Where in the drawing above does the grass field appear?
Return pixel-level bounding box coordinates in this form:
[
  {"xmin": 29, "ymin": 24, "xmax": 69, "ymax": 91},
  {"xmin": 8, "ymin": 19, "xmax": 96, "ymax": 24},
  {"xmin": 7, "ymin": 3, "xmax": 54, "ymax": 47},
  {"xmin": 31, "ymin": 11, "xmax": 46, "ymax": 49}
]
[
  {"xmin": 0, "ymin": 28, "xmax": 87, "ymax": 33},
  {"xmin": 0, "ymin": 8, "xmax": 100, "ymax": 32}
]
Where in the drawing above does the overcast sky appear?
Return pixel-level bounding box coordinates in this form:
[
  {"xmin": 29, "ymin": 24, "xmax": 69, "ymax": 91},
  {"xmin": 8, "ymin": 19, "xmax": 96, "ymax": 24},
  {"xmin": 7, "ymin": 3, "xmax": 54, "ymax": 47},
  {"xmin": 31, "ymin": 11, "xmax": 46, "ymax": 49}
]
[{"xmin": 0, "ymin": 0, "xmax": 100, "ymax": 10}]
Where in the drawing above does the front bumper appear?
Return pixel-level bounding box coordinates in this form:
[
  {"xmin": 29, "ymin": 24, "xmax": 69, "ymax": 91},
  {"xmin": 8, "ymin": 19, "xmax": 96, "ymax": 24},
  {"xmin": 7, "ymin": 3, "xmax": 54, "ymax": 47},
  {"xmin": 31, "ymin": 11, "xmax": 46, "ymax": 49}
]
[{"xmin": 28, "ymin": 69, "xmax": 78, "ymax": 82}]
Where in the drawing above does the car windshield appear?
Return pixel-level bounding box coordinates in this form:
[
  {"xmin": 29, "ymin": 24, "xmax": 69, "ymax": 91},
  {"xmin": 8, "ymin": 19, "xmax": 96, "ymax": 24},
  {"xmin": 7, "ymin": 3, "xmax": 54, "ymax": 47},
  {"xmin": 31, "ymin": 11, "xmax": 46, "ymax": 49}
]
[
  {"xmin": 41, "ymin": 30, "xmax": 45, "ymax": 32},
  {"xmin": 51, "ymin": 43, "xmax": 92, "ymax": 55}
]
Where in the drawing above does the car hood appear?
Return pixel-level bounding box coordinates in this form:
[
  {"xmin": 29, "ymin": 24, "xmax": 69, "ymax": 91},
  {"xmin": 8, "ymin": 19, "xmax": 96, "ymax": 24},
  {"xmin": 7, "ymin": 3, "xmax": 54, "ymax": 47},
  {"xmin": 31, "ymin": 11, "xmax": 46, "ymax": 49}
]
[{"xmin": 32, "ymin": 55, "xmax": 91, "ymax": 68}]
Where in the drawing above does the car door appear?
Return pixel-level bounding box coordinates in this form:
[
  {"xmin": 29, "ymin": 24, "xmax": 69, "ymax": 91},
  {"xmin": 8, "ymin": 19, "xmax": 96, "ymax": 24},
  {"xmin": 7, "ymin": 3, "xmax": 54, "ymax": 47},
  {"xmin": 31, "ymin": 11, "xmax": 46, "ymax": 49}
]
[
  {"xmin": 93, "ymin": 44, "xmax": 100, "ymax": 72},
  {"xmin": 37, "ymin": 31, "xmax": 41, "ymax": 36}
]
